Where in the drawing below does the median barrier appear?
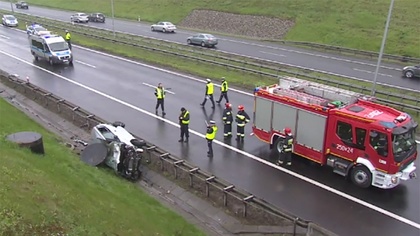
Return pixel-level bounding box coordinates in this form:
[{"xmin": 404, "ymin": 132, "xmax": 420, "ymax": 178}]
[
  {"xmin": 0, "ymin": 70, "xmax": 337, "ymax": 236},
  {"xmin": 7, "ymin": 10, "xmax": 420, "ymax": 103}
]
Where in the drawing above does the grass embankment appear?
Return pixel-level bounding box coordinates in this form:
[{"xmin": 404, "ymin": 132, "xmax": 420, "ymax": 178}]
[
  {"xmin": 0, "ymin": 98, "xmax": 204, "ymax": 235},
  {"xmin": 19, "ymin": 0, "xmax": 420, "ymax": 57},
  {"xmin": 8, "ymin": 12, "xmax": 420, "ymax": 124}
]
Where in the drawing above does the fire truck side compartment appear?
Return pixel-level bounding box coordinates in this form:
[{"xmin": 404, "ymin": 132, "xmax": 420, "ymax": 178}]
[
  {"xmin": 254, "ymin": 97, "xmax": 272, "ymax": 132},
  {"xmin": 272, "ymin": 102, "xmax": 297, "ymax": 133}
]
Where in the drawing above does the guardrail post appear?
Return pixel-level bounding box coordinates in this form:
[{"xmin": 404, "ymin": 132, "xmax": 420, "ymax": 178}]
[
  {"xmin": 173, "ymin": 160, "xmax": 184, "ymax": 179},
  {"xmin": 223, "ymin": 185, "xmax": 234, "ymax": 207},
  {"xmin": 189, "ymin": 167, "xmax": 199, "ymax": 187},
  {"xmin": 293, "ymin": 217, "xmax": 299, "ymax": 236},
  {"xmin": 56, "ymin": 99, "xmax": 65, "ymax": 113},
  {"xmin": 43, "ymin": 93, "xmax": 52, "ymax": 106},
  {"xmin": 205, "ymin": 176, "xmax": 215, "ymax": 197},
  {"xmin": 81, "ymin": 114, "xmax": 94, "ymax": 129},
  {"xmin": 71, "ymin": 107, "xmax": 80, "ymax": 121},
  {"xmin": 242, "ymin": 195, "xmax": 254, "ymax": 218},
  {"xmin": 145, "ymin": 146, "xmax": 156, "ymax": 164},
  {"xmin": 159, "ymin": 153, "xmax": 169, "ymax": 171}
]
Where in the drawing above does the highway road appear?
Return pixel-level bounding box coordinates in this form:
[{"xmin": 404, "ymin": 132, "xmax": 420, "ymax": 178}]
[
  {"xmin": 0, "ymin": 27, "xmax": 419, "ymax": 236},
  {"xmin": 0, "ymin": 2, "xmax": 420, "ymax": 92}
]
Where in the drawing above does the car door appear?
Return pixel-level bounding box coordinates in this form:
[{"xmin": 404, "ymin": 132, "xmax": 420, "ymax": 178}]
[
  {"xmin": 414, "ymin": 65, "xmax": 420, "ymax": 77},
  {"xmin": 192, "ymin": 34, "xmax": 201, "ymax": 44}
]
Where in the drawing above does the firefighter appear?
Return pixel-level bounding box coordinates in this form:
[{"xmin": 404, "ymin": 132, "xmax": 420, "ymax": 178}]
[
  {"xmin": 222, "ymin": 103, "xmax": 233, "ymax": 139},
  {"xmin": 216, "ymin": 77, "xmax": 229, "ymax": 104},
  {"xmin": 200, "ymin": 79, "xmax": 215, "ymax": 108},
  {"xmin": 278, "ymin": 128, "xmax": 294, "ymax": 166},
  {"xmin": 235, "ymin": 105, "xmax": 250, "ymax": 141},
  {"xmin": 154, "ymin": 83, "xmax": 166, "ymax": 116},
  {"xmin": 65, "ymin": 30, "xmax": 72, "ymax": 50},
  {"xmin": 178, "ymin": 107, "xmax": 190, "ymax": 143},
  {"xmin": 206, "ymin": 120, "xmax": 218, "ymax": 157}
]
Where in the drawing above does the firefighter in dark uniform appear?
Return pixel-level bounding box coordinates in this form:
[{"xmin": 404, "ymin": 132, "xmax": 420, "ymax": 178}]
[
  {"xmin": 65, "ymin": 30, "xmax": 71, "ymax": 50},
  {"xmin": 155, "ymin": 83, "xmax": 166, "ymax": 116},
  {"xmin": 278, "ymin": 128, "xmax": 294, "ymax": 166},
  {"xmin": 206, "ymin": 120, "xmax": 218, "ymax": 157},
  {"xmin": 235, "ymin": 105, "xmax": 250, "ymax": 141},
  {"xmin": 200, "ymin": 79, "xmax": 215, "ymax": 108},
  {"xmin": 178, "ymin": 107, "xmax": 190, "ymax": 143},
  {"xmin": 216, "ymin": 77, "xmax": 229, "ymax": 104},
  {"xmin": 222, "ymin": 103, "xmax": 233, "ymax": 139}
]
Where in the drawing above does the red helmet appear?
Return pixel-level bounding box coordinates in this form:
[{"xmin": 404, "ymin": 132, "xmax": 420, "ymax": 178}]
[
  {"xmin": 284, "ymin": 127, "xmax": 292, "ymax": 135},
  {"xmin": 238, "ymin": 105, "xmax": 244, "ymax": 111},
  {"xmin": 225, "ymin": 103, "xmax": 232, "ymax": 108}
]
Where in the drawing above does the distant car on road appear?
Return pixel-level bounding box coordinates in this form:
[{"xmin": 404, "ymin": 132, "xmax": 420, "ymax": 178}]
[
  {"xmin": 187, "ymin": 33, "xmax": 218, "ymax": 48},
  {"xmin": 88, "ymin": 13, "xmax": 105, "ymax": 23},
  {"xmin": 70, "ymin": 13, "xmax": 89, "ymax": 23},
  {"xmin": 1, "ymin": 14, "xmax": 18, "ymax": 27},
  {"xmin": 26, "ymin": 24, "xmax": 50, "ymax": 36},
  {"xmin": 151, "ymin": 21, "xmax": 176, "ymax": 33},
  {"xmin": 15, "ymin": 1, "xmax": 29, "ymax": 9},
  {"xmin": 402, "ymin": 65, "xmax": 420, "ymax": 78}
]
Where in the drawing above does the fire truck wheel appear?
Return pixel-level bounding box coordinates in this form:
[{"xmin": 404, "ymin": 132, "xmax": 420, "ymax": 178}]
[
  {"xmin": 273, "ymin": 137, "xmax": 284, "ymax": 155},
  {"xmin": 351, "ymin": 166, "xmax": 372, "ymax": 188}
]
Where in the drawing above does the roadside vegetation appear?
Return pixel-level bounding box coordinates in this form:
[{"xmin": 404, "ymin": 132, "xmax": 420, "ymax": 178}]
[
  {"xmin": 0, "ymin": 98, "xmax": 205, "ymax": 236},
  {"xmin": 19, "ymin": 0, "xmax": 420, "ymax": 57}
]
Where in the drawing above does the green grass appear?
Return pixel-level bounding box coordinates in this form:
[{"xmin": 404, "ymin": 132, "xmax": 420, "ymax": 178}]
[
  {"xmin": 17, "ymin": 0, "xmax": 420, "ymax": 57},
  {"xmin": 0, "ymin": 98, "xmax": 205, "ymax": 236}
]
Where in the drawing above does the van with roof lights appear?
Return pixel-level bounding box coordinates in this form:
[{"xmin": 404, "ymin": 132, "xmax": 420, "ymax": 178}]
[{"xmin": 29, "ymin": 33, "xmax": 73, "ymax": 66}]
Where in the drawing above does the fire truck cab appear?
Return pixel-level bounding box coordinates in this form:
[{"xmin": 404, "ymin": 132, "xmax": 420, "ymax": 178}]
[{"xmin": 252, "ymin": 77, "xmax": 417, "ymax": 189}]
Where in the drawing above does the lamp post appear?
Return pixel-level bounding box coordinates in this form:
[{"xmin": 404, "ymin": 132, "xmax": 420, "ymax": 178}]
[
  {"xmin": 9, "ymin": 0, "xmax": 14, "ymax": 13},
  {"xmin": 111, "ymin": 0, "xmax": 115, "ymax": 37},
  {"xmin": 371, "ymin": 0, "xmax": 395, "ymax": 96}
]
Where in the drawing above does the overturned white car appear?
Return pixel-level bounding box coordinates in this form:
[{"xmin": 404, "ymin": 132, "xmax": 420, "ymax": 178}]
[{"xmin": 81, "ymin": 121, "xmax": 146, "ymax": 181}]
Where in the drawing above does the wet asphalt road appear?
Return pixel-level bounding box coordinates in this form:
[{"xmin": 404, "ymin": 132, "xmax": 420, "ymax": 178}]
[
  {"xmin": 0, "ymin": 2, "xmax": 420, "ymax": 92},
  {"xmin": 0, "ymin": 27, "xmax": 419, "ymax": 236}
]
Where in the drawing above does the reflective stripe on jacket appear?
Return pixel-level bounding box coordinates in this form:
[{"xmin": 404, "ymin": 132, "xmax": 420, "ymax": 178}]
[
  {"xmin": 206, "ymin": 83, "xmax": 214, "ymax": 95},
  {"xmin": 206, "ymin": 126, "xmax": 218, "ymax": 140},
  {"xmin": 222, "ymin": 108, "xmax": 233, "ymax": 124}
]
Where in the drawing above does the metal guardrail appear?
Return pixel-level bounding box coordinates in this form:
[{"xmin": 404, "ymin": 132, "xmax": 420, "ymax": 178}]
[
  {"xmin": 0, "ymin": 71, "xmax": 337, "ymax": 236},
  {"xmin": 274, "ymin": 41, "xmax": 420, "ymax": 64},
  {"xmin": 6, "ymin": 12, "xmax": 420, "ymax": 117}
]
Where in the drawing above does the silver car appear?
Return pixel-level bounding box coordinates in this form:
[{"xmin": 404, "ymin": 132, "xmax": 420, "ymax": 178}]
[
  {"xmin": 402, "ymin": 65, "xmax": 420, "ymax": 79},
  {"xmin": 70, "ymin": 13, "xmax": 89, "ymax": 23},
  {"xmin": 2, "ymin": 15, "xmax": 18, "ymax": 27},
  {"xmin": 187, "ymin": 33, "xmax": 218, "ymax": 48},
  {"xmin": 86, "ymin": 121, "xmax": 146, "ymax": 181},
  {"xmin": 151, "ymin": 21, "xmax": 176, "ymax": 33}
]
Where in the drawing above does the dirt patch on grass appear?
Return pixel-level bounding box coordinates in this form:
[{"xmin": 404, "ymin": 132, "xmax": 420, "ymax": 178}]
[{"xmin": 179, "ymin": 10, "xmax": 295, "ymax": 39}]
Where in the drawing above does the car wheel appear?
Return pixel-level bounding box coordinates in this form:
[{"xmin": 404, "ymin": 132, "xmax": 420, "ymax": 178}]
[
  {"xmin": 201, "ymin": 41, "xmax": 206, "ymax": 47},
  {"xmin": 49, "ymin": 58, "xmax": 54, "ymax": 66},
  {"xmin": 34, "ymin": 55, "xmax": 38, "ymax": 61},
  {"xmin": 404, "ymin": 70, "xmax": 414, "ymax": 78},
  {"xmin": 151, "ymin": 27, "xmax": 154, "ymax": 31},
  {"xmin": 187, "ymin": 39, "xmax": 191, "ymax": 45},
  {"xmin": 351, "ymin": 166, "xmax": 372, "ymax": 188},
  {"xmin": 162, "ymin": 28, "xmax": 166, "ymax": 33}
]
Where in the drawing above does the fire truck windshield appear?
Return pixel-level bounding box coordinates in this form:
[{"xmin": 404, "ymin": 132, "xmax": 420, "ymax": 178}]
[{"xmin": 392, "ymin": 129, "xmax": 416, "ymax": 163}]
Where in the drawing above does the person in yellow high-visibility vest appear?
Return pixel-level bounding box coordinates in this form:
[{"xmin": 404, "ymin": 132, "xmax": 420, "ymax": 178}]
[
  {"xmin": 64, "ymin": 30, "xmax": 72, "ymax": 50},
  {"xmin": 200, "ymin": 79, "xmax": 215, "ymax": 108},
  {"xmin": 178, "ymin": 107, "xmax": 190, "ymax": 143},
  {"xmin": 205, "ymin": 120, "xmax": 218, "ymax": 157},
  {"xmin": 154, "ymin": 83, "xmax": 166, "ymax": 116},
  {"xmin": 216, "ymin": 77, "xmax": 229, "ymax": 104}
]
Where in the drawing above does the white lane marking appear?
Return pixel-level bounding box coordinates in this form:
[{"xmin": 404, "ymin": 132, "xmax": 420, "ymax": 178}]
[
  {"xmin": 260, "ymin": 51, "xmax": 286, "ymax": 57},
  {"xmin": 75, "ymin": 60, "xmax": 96, "ymax": 68},
  {"xmin": 1, "ymin": 49, "xmax": 419, "ymax": 230},
  {"xmin": 73, "ymin": 45, "xmax": 420, "ymax": 144},
  {"xmin": 353, "ymin": 68, "xmax": 393, "ymax": 78},
  {"xmin": 0, "ymin": 34, "xmax": 10, "ymax": 39},
  {"xmin": 142, "ymin": 82, "xmax": 175, "ymax": 94}
]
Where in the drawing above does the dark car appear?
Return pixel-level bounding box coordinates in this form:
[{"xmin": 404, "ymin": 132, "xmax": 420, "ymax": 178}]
[
  {"xmin": 187, "ymin": 33, "xmax": 218, "ymax": 48},
  {"xmin": 88, "ymin": 13, "xmax": 106, "ymax": 23},
  {"xmin": 15, "ymin": 1, "xmax": 28, "ymax": 9},
  {"xmin": 402, "ymin": 65, "xmax": 420, "ymax": 79}
]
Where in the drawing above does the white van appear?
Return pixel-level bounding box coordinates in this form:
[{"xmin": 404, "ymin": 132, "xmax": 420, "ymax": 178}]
[{"xmin": 29, "ymin": 34, "xmax": 73, "ymax": 65}]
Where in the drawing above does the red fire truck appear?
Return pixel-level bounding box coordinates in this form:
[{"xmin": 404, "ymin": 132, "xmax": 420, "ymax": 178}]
[{"xmin": 252, "ymin": 77, "xmax": 417, "ymax": 189}]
